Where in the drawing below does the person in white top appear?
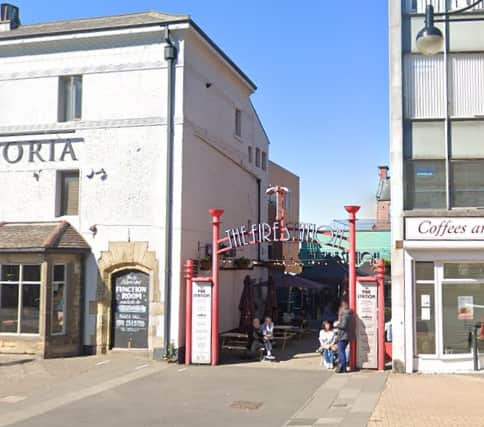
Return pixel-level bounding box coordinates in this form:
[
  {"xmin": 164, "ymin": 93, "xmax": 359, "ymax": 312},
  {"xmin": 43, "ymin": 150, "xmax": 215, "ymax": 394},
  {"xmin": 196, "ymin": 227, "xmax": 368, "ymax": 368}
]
[
  {"xmin": 318, "ymin": 320, "xmax": 336, "ymax": 368},
  {"xmin": 262, "ymin": 317, "xmax": 275, "ymax": 360}
]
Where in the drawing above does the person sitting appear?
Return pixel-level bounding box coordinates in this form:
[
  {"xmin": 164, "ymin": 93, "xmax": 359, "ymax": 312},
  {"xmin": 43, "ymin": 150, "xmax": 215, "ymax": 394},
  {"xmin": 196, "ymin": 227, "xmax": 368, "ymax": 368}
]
[
  {"xmin": 318, "ymin": 320, "xmax": 336, "ymax": 369},
  {"xmin": 247, "ymin": 318, "xmax": 264, "ymax": 358},
  {"xmin": 262, "ymin": 316, "xmax": 275, "ymax": 360}
]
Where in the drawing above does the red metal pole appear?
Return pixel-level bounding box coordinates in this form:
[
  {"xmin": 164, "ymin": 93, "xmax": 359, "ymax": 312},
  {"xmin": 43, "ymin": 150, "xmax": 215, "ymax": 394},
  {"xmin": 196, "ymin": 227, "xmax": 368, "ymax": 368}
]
[
  {"xmin": 209, "ymin": 208, "xmax": 224, "ymax": 366},
  {"xmin": 344, "ymin": 205, "xmax": 360, "ymax": 371},
  {"xmin": 184, "ymin": 259, "xmax": 194, "ymax": 365},
  {"xmin": 376, "ymin": 258, "xmax": 386, "ymax": 371}
]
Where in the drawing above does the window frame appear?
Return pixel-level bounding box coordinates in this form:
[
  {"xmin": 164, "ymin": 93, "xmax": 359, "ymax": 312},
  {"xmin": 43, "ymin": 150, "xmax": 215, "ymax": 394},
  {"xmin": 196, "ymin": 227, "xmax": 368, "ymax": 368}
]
[
  {"xmin": 413, "ymin": 261, "xmax": 484, "ymax": 360},
  {"xmin": 248, "ymin": 146, "xmax": 253, "ymax": 163},
  {"xmin": 261, "ymin": 151, "xmax": 267, "ymax": 171},
  {"xmin": 255, "ymin": 148, "xmax": 261, "ymax": 168},
  {"xmin": 0, "ymin": 264, "xmax": 41, "ymax": 336},
  {"xmin": 57, "ymin": 170, "xmax": 80, "ymax": 217},
  {"xmin": 235, "ymin": 108, "xmax": 242, "ymax": 138},
  {"xmin": 59, "ymin": 75, "xmax": 82, "ymax": 123},
  {"xmin": 51, "ymin": 264, "xmax": 67, "ymax": 336}
]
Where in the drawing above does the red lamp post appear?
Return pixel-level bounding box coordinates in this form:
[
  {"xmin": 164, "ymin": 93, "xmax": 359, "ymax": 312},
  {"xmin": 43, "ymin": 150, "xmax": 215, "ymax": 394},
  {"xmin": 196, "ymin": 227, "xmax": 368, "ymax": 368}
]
[
  {"xmin": 209, "ymin": 208, "xmax": 224, "ymax": 366},
  {"xmin": 344, "ymin": 205, "xmax": 360, "ymax": 371}
]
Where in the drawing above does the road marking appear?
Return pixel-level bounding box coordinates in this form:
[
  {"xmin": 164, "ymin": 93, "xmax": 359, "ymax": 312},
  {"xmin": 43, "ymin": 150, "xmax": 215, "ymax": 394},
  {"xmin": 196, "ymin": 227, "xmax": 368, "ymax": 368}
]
[
  {"xmin": 135, "ymin": 364, "xmax": 149, "ymax": 370},
  {"xmin": 95, "ymin": 360, "xmax": 111, "ymax": 366},
  {"xmin": 0, "ymin": 364, "xmax": 167, "ymax": 427},
  {"xmin": 177, "ymin": 368, "xmax": 187, "ymax": 372}
]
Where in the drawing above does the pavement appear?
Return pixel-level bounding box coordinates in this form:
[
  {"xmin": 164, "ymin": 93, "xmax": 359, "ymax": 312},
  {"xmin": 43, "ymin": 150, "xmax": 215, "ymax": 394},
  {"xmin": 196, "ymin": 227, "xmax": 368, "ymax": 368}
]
[
  {"xmin": 2, "ymin": 334, "xmax": 483, "ymax": 427},
  {"xmin": 0, "ymin": 334, "xmax": 387, "ymax": 427},
  {"xmin": 368, "ymin": 373, "xmax": 484, "ymax": 427}
]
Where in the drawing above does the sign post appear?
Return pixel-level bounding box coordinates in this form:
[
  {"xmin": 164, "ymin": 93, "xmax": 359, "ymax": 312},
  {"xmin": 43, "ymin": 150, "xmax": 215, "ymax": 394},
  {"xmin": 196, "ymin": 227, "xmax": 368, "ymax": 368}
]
[
  {"xmin": 344, "ymin": 205, "xmax": 360, "ymax": 371},
  {"xmin": 191, "ymin": 279, "xmax": 213, "ymax": 364}
]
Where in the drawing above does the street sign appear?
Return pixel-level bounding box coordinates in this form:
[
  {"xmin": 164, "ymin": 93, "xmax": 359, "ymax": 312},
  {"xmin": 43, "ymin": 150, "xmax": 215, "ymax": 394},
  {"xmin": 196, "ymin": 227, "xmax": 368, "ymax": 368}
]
[
  {"xmin": 191, "ymin": 281, "xmax": 212, "ymax": 364},
  {"xmin": 356, "ymin": 281, "xmax": 378, "ymax": 369}
]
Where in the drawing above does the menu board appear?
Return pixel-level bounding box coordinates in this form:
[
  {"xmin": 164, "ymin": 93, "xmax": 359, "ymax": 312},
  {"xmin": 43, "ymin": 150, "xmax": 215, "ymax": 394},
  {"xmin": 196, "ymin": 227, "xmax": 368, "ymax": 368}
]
[
  {"xmin": 356, "ymin": 281, "xmax": 378, "ymax": 369},
  {"xmin": 191, "ymin": 281, "xmax": 212, "ymax": 364},
  {"xmin": 113, "ymin": 271, "xmax": 149, "ymax": 349}
]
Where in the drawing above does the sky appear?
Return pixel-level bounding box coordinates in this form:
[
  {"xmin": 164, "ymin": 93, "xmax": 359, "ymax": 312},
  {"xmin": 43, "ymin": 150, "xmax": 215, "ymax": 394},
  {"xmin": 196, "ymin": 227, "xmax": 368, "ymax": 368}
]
[{"xmin": 15, "ymin": 0, "xmax": 389, "ymax": 224}]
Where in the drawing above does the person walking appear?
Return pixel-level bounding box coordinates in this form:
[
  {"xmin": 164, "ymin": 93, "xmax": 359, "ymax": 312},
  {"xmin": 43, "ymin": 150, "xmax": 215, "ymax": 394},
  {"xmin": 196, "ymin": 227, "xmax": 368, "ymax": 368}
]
[{"xmin": 334, "ymin": 301, "xmax": 355, "ymax": 373}]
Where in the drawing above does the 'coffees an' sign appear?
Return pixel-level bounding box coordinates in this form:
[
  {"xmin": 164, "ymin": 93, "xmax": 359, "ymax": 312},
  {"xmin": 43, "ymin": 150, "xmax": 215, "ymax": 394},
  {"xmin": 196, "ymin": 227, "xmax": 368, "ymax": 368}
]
[{"xmin": 406, "ymin": 217, "xmax": 484, "ymax": 240}]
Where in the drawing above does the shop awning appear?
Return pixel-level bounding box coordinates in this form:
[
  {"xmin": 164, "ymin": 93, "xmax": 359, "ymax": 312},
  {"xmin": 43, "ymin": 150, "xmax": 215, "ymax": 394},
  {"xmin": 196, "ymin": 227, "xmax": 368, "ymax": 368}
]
[
  {"xmin": 271, "ymin": 273, "xmax": 330, "ymax": 290},
  {"xmin": 0, "ymin": 221, "xmax": 90, "ymax": 253}
]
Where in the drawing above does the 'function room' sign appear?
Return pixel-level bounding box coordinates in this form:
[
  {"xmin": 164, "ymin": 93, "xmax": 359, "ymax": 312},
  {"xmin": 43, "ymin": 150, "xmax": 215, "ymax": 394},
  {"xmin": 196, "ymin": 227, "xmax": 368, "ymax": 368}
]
[{"xmin": 191, "ymin": 281, "xmax": 212, "ymax": 364}]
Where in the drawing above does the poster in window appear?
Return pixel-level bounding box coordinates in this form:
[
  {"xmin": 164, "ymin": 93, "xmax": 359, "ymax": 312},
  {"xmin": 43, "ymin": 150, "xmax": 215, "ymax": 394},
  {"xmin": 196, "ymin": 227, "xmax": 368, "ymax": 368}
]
[
  {"xmin": 421, "ymin": 294, "xmax": 431, "ymax": 308},
  {"xmin": 457, "ymin": 296, "xmax": 474, "ymax": 320}
]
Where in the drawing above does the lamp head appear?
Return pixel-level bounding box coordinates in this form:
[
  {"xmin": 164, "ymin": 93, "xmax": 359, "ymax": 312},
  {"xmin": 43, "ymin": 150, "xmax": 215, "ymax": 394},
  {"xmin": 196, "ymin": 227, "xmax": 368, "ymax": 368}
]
[{"xmin": 416, "ymin": 4, "xmax": 444, "ymax": 56}]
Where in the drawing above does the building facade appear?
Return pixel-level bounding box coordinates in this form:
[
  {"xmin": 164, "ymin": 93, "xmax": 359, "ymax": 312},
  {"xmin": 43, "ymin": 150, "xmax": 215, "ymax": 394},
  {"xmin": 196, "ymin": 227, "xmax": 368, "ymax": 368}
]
[
  {"xmin": 267, "ymin": 161, "xmax": 300, "ymax": 272},
  {"xmin": 0, "ymin": 8, "xmax": 269, "ymax": 357},
  {"xmin": 390, "ymin": 0, "xmax": 484, "ymax": 372}
]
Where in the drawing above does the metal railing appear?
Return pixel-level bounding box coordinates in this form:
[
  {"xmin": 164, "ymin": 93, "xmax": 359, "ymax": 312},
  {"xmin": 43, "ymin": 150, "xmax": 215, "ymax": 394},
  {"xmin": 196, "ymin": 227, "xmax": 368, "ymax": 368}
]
[{"xmin": 407, "ymin": 0, "xmax": 484, "ymax": 13}]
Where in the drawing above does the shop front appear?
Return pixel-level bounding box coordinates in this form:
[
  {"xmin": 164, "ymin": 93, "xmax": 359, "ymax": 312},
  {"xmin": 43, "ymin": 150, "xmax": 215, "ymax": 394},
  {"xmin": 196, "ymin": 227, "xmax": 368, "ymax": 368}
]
[
  {"xmin": 0, "ymin": 221, "xmax": 89, "ymax": 358},
  {"xmin": 404, "ymin": 217, "xmax": 484, "ymax": 372}
]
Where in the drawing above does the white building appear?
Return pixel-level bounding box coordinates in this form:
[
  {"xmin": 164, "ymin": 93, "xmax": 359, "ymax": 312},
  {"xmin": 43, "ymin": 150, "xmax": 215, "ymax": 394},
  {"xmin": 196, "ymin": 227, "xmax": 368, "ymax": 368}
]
[
  {"xmin": 390, "ymin": 0, "xmax": 484, "ymax": 372},
  {"xmin": 0, "ymin": 6, "xmax": 269, "ymax": 358}
]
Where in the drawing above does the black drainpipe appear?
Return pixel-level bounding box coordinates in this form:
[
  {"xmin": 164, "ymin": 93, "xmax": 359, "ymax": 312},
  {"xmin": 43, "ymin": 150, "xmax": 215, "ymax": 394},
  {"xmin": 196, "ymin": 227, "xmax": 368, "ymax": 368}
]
[
  {"xmin": 163, "ymin": 27, "xmax": 177, "ymax": 357},
  {"xmin": 257, "ymin": 178, "xmax": 261, "ymax": 261}
]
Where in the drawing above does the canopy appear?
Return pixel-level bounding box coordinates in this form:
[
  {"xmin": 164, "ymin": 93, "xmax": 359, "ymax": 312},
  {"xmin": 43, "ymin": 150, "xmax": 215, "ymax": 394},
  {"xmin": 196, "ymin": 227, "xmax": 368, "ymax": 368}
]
[{"xmin": 271, "ymin": 272, "xmax": 330, "ymax": 290}]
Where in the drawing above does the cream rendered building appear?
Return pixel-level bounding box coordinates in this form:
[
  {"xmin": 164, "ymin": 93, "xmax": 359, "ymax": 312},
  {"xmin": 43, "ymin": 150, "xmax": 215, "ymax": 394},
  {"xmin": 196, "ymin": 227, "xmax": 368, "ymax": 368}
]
[{"xmin": 0, "ymin": 7, "xmax": 269, "ymax": 358}]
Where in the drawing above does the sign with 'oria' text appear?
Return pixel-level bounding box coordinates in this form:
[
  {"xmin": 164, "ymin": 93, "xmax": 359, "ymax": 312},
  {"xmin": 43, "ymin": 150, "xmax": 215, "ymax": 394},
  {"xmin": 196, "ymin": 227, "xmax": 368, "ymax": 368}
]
[
  {"xmin": 191, "ymin": 281, "xmax": 212, "ymax": 364},
  {"xmin": 0, "ymin": 139, "xmax": 81, "ymax": 164},
  {"xmin": 406, "ymin": 217, "xmax": 484, "ymax": 240}
]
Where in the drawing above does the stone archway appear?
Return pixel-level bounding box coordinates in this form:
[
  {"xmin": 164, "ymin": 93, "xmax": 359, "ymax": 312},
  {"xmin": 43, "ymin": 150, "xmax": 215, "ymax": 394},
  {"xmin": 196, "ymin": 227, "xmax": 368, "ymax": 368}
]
[{"xmin": 96, "ymin": 242, "xmax": 159, "ymax": 354}]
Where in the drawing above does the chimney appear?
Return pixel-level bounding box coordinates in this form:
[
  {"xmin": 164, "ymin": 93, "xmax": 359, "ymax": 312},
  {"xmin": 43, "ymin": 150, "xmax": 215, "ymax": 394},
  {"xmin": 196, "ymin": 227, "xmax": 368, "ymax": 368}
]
[
  {"xmin": 0, "ymin": 3, "xmax": 20, "ymax": 32},
  {"xmin": 378, "ymin": 165, "xmax": 389, "ymax": 182}
]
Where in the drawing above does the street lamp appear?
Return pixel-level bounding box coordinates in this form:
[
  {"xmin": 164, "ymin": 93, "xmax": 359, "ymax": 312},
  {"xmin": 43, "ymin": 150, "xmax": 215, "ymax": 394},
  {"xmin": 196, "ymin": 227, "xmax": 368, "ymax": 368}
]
[{"xmin": 416, "ymin": 1, "xmax": 484, "ymax": 56}]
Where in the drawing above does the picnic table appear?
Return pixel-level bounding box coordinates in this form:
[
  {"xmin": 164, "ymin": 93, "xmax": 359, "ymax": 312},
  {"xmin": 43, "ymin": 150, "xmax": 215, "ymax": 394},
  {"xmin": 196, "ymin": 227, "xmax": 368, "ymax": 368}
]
[{"xmin": 273, "ymin": 325, "xmax": 299, "ymax": 350}]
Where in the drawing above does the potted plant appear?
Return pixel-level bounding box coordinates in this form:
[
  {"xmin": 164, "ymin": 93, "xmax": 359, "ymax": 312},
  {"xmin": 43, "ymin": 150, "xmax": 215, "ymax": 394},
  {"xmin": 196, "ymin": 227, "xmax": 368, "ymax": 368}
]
[
  {"xmin": 199, "ymin": 256, "xmax": 211, "ymax": 271},
  {"xmin": 234, "ymin": 257, "xmax": 251, "ymax": 269}
]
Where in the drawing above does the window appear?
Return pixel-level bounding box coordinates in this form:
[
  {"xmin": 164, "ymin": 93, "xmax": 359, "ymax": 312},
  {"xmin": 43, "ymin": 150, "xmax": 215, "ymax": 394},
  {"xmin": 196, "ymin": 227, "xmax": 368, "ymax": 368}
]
[
  {"xmin": 442, "ymin": 263, "xmax": 484, "ymax": 355},
  {"xmin": 255, "ymin": 148, "xmax": 260, "ymax": 168},
  {"xmin": 248, "ymin": 146, "xmax": 253, "ymax": 163},
  {"xmin": 59, "ymin": 75, "xmax": 82, "ymax": 122},
  {"xmin": 58, "ymin": 170, "xmax": 79, "ymax": 216},
  {"xmin": 406, "ymin": 160, "xmax": 446, "ymax": 209},
  {"xmin": 415, "ymin": 262, "xmax": 436, "ymax": 355},
  {"xmin": 235, "ymin": 108, "xmax": 242, "ymax": 137},
  {"xmin": 51, "ymin": 265, "xmax": 66, "ymax": 335},
  {"xmin": 261, "ymin": 151, "xmax": 267, "ymax": 171},
  {"xmin": 0, "ymin": 265, "xmax": 41, "ymax": 334}
]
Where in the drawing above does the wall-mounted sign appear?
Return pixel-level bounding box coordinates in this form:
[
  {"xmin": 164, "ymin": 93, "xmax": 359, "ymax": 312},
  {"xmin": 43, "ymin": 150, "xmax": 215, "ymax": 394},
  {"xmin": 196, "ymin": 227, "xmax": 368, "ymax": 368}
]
[
  {"xmin": 0, "ymin": 138, "xmax": 82, "ymax": 164},
  {"xmin": 113, "ymin": 270, "xmax": 149, "ymax": 349},
  {"xmin": 225, "ymin": 222, "xmax": 347, "ymax": 250},
  {"xmin": 406, "ymin": 217, "xmax": 484, "ymax": 240},
  {"xmin": 356, "ymin": 281, "xmax": 378, "ymax": 369},
  {"xmin": 191, "ymin": 281, "xmax": 212, "ymax": 364}
]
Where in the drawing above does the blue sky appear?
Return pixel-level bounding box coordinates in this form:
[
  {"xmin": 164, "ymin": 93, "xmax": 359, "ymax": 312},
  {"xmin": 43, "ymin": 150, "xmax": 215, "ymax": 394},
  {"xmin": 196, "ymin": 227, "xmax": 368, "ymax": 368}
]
[{"xmin": 17, "ymin": 1, "xmax": 389, "ymax": 224}]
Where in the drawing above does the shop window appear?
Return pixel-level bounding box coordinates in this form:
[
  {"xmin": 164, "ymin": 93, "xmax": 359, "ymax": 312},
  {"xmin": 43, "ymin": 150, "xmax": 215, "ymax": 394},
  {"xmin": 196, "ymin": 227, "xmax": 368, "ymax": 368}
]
[
  {"xmin": 235, "ymin": 108, "xmax": 242, "ymax": 138},
  {"xmin": 442, "ymin": 282, "xmax": 484, "ymax": 354},
  {"xmin": 58, "ymin": 170, "xmax": 79, "ymax": 216},
  {"xmin": 0, "ymin": 264, "xmax": 40, "ymax": 334},
  {"xmin": 405, "ymin": 160, "xmax": 446, "ymax": 209},
  {"xmin": 255, "ymin": 148, "xmax": 261, "ymax": 168},
  {"xmin": 59, "ymin": 75, "xmax": 82, "ymax": 122},
  {"xmin": 51, "ymin": 265, "xmax": 66, "ymax": 335},
  {"xmin": 415, "ymin": 262, "xmax": 436, "ymax": 355}
]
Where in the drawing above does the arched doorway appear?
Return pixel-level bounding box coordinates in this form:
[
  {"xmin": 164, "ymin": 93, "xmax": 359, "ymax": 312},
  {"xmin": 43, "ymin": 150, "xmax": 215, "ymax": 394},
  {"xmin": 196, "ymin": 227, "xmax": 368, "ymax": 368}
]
[{"xmin": 111, "ymin": 269, "xmax": 150, "ymax": 349}]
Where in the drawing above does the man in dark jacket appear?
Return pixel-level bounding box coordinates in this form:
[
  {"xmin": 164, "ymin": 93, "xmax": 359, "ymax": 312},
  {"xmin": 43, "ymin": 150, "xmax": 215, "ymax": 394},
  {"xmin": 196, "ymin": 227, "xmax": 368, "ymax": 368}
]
[{"xmin": 335, "ymin": 301, "xmax": 355, "ymax": 373}]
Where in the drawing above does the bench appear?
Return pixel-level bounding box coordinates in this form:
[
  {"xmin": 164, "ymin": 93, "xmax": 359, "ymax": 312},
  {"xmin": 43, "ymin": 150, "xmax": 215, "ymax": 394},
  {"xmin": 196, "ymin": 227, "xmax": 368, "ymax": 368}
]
[{"xmin": 220, "ymin": 332, "xmax": 265, "ymax": 360}]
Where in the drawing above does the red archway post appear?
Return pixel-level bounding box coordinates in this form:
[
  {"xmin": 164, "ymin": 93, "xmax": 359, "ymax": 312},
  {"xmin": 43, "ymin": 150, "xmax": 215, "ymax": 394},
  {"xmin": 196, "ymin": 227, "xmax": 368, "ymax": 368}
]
[
  {"xmin": 344, "ymin": 205, "xmax": 360, "ymax": 371},
  {"xmin": 209, "ymin": 208, "xmax": 224, "ymax": 366},
  {"xmin": 184, "ymin": 259, "xmax": 194, "ymax": 365},
  {"xmin": 376, "ymin": 258, "xmax": 386, "ymax": 371}
]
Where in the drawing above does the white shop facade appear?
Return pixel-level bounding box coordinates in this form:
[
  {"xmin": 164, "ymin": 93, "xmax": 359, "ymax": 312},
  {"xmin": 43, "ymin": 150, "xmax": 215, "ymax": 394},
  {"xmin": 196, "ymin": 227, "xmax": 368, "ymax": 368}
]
[{"xmin": 403, "ymin": 216, "xmax": 484, "ymax": 373}]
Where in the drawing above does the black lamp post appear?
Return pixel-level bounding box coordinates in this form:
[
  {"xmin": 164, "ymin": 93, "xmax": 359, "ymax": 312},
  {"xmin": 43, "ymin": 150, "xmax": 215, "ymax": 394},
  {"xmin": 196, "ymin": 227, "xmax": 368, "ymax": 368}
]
[{"xmin": 416, "ymin": 0, "xmax": 484, "ymax": 55}]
